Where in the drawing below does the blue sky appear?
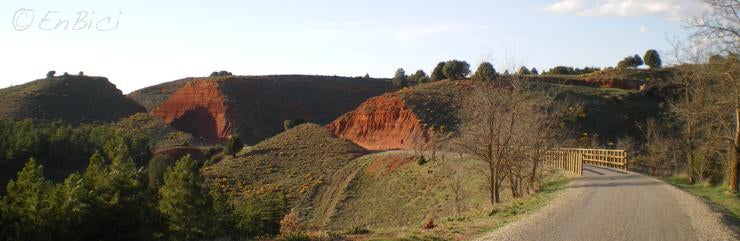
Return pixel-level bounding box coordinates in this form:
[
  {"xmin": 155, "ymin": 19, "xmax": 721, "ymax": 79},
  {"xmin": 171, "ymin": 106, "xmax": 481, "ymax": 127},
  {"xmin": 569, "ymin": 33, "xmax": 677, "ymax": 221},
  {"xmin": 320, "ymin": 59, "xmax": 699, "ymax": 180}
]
[{"xmin": 1, "ymin": 0, "xmax": 707, "ymax": 93}]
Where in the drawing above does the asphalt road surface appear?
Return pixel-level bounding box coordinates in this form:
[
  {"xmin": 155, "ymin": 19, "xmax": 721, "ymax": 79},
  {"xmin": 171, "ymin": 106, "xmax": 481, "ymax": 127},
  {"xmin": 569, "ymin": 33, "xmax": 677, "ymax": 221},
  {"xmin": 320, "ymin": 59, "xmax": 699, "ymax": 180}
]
[{"xmin": 477, "ymin": 165, "xmax": 737, "ymax": 241}]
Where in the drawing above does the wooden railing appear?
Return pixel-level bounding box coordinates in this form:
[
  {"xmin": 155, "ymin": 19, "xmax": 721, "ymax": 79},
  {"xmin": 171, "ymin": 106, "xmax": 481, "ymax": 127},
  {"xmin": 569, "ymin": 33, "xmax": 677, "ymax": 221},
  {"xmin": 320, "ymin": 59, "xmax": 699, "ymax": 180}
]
[{"xmin": 543, "ymin": 148, "xmax": 628, "ymax": 176}]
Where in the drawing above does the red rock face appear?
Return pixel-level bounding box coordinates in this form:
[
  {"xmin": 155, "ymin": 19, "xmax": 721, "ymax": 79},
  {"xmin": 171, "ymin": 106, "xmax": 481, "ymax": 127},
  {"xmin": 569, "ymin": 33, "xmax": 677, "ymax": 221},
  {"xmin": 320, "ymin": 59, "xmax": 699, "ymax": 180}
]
[
  {"xmin": 152, "ymin": 80, "xmax": 231, "ymax": 143},
  {"xmin": 327, "ymin": 94, "xmax": 428, "ymax": 150}
]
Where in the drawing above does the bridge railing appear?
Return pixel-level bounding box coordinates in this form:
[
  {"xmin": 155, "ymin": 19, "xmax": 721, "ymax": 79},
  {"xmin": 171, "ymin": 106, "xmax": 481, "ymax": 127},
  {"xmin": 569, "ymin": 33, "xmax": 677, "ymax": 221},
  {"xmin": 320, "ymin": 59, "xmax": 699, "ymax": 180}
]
[{"xmin": 543, "ymin": 148, "xmax": 628, "ymax": 176}]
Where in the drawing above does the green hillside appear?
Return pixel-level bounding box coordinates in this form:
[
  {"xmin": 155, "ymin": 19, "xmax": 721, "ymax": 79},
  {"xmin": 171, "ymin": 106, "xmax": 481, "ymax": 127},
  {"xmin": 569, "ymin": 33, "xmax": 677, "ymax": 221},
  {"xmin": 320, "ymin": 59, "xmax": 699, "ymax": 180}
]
[{"xmin": 0, "ymin": 75, "xmax": 145, "ymax": 123}]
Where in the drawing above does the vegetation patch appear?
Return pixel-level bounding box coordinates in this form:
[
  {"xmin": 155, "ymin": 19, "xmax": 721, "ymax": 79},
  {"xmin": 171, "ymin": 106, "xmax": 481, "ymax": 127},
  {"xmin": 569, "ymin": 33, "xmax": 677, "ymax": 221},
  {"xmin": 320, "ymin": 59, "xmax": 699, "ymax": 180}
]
[{"xmin": 661, "ymin": 176, "xmax": 740, "ymax": 220}]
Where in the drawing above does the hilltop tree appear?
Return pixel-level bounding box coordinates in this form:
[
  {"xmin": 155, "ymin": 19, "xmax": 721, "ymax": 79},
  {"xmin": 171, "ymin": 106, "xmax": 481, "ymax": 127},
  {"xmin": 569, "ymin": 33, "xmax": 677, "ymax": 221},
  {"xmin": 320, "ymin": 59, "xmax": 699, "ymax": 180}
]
[
  {"xmin": 46, "ymin": 71, "xmax": 55, "ymax": 78},
  {"xmin": 411, "ymin": 69, "xmax": 430, "ymax": 84},
  {"xmin": 617, "ymin": 55, "xmax": 643, "ymax": 69},
  {"xmin": 503, "ymin": 69, "xmax": 510, "ymax": 75},
  {"xmin": 159, "ymin": 155, "xmax": 214, "ymax": 240},
  {"xmin": 471, "ymin": 62, "xmax": 497, "ymax": 81},
  {"xmin": 531, "ymin": 68, "xmax": 539, "ymax": 75},
  {"xmin": 392, "ymin": 68, "xmax": 408, "ymax": 87},
  {"xmin": 430, "ymin": 62, "xmax": 446, "ymax": 81},
  {"xmin": 224, "ymin": 135, "xmax": 244, "ymax": 157},
  {"xmin": 442, "ymin": 60, "xmax": 471, "ymax": 80},
  {"xmin": 363, "ymin": 73, "xmax": 370, "ymax": 79},
  {"xmin": 644, "ymin": 49, "xmax": 662, "ymax": 69},
  {"xmin": 517, "ymin": 66, "xmax": 531, "ymax": 75}
]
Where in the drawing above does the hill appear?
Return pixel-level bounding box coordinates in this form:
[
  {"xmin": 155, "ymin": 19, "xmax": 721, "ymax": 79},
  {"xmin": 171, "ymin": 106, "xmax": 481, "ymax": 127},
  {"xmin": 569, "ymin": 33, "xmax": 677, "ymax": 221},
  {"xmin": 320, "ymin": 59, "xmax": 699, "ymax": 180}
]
[
  {"xmin": 127, "ymin": 78, "xmax": 192, "ymax": 111},
  {"xmin": 112, "ymin": 113, "xmax": 203, "ymax": 149},
  {"xmin": 329, "ymin": 79, "xmax": 665, "ymax": 150},
  {"xmin": 203, "ymin": 123, "xmax": 367, "ymax": 221},
  {"xmin": 0, "ymin": 75, "xmax": 145, "ymax": 123},
  {"xmin": 148, "ymin": 75, "xmax": 397, "ymax": 144}
]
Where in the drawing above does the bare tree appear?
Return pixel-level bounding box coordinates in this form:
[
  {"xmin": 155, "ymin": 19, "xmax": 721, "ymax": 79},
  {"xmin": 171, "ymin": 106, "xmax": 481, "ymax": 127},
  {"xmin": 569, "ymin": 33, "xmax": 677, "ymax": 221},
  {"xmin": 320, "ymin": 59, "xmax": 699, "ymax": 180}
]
[
  {"xmin": 687, "ymin": 0, "xmax": 739, "ymax": 191},
  {"xmin": 639, "ymin": 118, "xmax": 670, "ymax": 175},
  {"xmin": 456, "ymin": 76, "xmax": 562, "ymax": 205}
]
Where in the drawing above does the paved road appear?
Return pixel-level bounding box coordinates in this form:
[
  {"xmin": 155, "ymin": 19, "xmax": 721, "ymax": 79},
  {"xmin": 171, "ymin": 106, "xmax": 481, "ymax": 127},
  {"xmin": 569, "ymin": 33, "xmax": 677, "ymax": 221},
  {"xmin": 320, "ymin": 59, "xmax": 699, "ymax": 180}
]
[{"xmin": 477, "ymin": 165, "xmax": 737, "ymax": 241}]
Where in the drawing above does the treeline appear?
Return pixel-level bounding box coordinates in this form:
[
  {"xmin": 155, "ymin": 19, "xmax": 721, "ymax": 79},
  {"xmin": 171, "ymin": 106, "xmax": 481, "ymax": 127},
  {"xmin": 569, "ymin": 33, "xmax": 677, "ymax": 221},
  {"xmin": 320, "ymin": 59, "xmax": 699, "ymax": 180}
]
[
  {"xmin": 0, "ymin": 119, "xmax": 150, "ymax": 186},
  {"xmin": 0, "ymin": 119, "xmax": 291, "ymax": 240},
  {"xmin": 0, "ymin": 151, "xmax": 289, "ymax": 241}
]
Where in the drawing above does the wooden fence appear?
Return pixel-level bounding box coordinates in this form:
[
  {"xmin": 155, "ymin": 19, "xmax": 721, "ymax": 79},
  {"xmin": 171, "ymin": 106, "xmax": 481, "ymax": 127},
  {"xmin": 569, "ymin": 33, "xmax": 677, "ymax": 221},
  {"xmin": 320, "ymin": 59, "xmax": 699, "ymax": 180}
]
[{"xmin": 543, "ymin": 148, "xmax": 628, "ymax": 176}]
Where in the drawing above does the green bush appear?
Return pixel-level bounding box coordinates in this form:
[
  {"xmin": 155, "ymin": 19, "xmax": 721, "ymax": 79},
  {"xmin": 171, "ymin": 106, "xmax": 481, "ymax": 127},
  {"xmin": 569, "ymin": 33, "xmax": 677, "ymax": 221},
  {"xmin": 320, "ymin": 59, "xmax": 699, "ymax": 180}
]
[
  {"xmin": 416, "ymin": 155, "xmax": 428, "ymax": 166},
  {"xmin": 442, "ymin": 60, "xmax": 470, "ymax": 80}
]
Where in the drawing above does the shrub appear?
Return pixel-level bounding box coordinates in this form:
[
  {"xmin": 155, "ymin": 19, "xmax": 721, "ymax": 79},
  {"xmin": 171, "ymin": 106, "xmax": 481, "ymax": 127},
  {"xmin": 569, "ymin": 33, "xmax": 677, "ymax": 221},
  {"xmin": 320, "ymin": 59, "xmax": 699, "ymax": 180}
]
[
  {"xmin": 410, "ymin": 69, "xmax": 429, "ymax": 84},
  {"xmin": 224, "ymin": 135, "xmax": 244, "ymax": 157},
  {"xmin": 345, "ymin": 225, "xmax": 370, "ymax": 235},
  {"xmin": 279, "ymin": 208, "xmax": 303, "ymax": 234},
  {"xmin": 234, "ymin": 193, "xmax": 289, "ymax": 237},
  {"xmin": 517, "ymin": 66, "xmax": 530, "ymax": 75},
  {"xmin": 46, "ymin": 70, "xmax": 55, "ymax": 78},
  {"xmin": 416, "ymin": 155, "xmax": 427, "ymax": 165},
  {"xmin": 325, "ymin": 231, "xmax": 344, "ymax": 241},
  {"xmin": 278, "ymin": 232, "xmax": 312, "ymax": 241},
  {"xmin": 471, "ymin": 62, "xmax": 497, "ymax": 81}
]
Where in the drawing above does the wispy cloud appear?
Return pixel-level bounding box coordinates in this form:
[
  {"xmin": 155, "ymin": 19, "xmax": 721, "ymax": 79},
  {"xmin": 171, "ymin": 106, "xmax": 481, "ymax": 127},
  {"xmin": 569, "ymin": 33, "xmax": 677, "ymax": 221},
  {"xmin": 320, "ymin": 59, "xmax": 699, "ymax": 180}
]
[{"xmin": 540, "ymin": 0, "xmax": 707, "ymax": 21}]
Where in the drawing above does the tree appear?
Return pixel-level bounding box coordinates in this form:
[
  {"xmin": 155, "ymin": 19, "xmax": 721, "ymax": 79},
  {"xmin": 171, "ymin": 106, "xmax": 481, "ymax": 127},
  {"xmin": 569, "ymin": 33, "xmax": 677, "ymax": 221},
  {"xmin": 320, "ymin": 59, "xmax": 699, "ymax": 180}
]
[
  {"xmin": 644, "ymin": 49, "xmax": 662, "ymax": 69},
  {"xmin": 442, "ymin": 60, "xmax": 471, "ymax": 80},
  {"xmin": 46, "ymin": 71, "xmax": 55, "ymax": 78},
  {"xmin": 689, "ymin": 0, "xmax": 739, "ymax": 192},
  {"xmin": 456, "ymin": 79, "xmax": 561, "ymax": 206},
  {"xmin": 531, "ymin": 68, "xmax": 539, "ymax": 75},
  {"xmin": 1, "ymin": 159, "xmax": 55, "ymax": 241},
  {"xmin": 639, "ymin": 118, "xmax": 669, "ymax": 175},
  {"xmin": 689, "ymin": 0, "xmax": 740, "ymax": 52},
  {"xmin": 471, "ymin": 62, "xmax": 497, "ymax": 81},
  {"xmin": 430, "ymin": 62, "xmax": 446, "ymax": 81},
  {"xmin": 517, "ymin": 66, "xmax": 531, "ymax": 75},
  {"xmin": 634, "ymin": 54, "xmax": 644, "ymax": 67},
  {"xmin": 224, "ymin": 135, "xmax": 244, "ymax": 157},
  {"xmin": 159, "ymin": 155, "xmax": 214, "ymax": 240},
  {"xmin": 411, "ymin": 69, "xmax": 430, "ymax": 84},
  {"xmin": 392, "ymin": 68, "xmax": 408, "ymax": 87},
  {"xmin": 363, "ymin": 73, "xmax": 370, "ymax": 79},
  {"xmin": 617, "ymin": 55, "xmax": 643, "ymax": 69}
]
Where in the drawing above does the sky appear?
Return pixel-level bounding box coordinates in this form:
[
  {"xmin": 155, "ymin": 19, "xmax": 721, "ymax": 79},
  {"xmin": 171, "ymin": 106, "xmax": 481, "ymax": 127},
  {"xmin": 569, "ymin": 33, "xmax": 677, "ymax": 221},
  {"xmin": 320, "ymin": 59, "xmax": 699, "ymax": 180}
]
[{"xmin": 0, "ymin": 0, "xmax": 709, "ymax": 93}]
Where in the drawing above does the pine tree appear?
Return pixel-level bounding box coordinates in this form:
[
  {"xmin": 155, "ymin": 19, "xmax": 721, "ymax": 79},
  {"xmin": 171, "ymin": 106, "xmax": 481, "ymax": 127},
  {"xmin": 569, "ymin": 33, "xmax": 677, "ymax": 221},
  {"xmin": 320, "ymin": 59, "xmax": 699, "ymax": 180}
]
[
  {"xmin": 531, "ymin": 68, "xmax": 539, "ymax": 75},
  {"xmin": 159, "ymin": 155, "xmax": 213, "ymax": 240},
  {"xmin": 471, "ymin": 62, "xmax": 497, "ymax": 81},
  {"xmin": 1, "ymin": 158, "xmax": 55, "ymax": 241},
  {"xmin": 517, "ymin": 66, "xmax": 531, "ymax": 75},
  {"xmin": 392, "ymin": 68, "xmax": 408, "ymax": 87}
]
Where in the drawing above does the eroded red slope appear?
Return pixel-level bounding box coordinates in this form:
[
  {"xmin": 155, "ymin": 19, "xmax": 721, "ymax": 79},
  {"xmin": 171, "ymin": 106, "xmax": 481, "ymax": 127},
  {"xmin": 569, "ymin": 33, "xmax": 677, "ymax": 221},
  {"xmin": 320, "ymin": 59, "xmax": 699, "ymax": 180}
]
[
  {"xmin": 152, "ymin": 80, "xmax": 232, "ymax": 143},
  {"xmin": 327, "ymin": 94, "xmax": 429, "ymax": 150}
]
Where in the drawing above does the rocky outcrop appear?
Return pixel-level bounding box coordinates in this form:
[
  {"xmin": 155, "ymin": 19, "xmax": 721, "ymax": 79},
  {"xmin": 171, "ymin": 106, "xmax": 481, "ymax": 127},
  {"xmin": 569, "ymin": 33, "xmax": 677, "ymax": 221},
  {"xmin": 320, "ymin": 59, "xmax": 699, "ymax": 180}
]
[
  {"xmin": 327, "ymin": 94, "xmax": 428, "ymax": 150},
  {"xmin": 148, "ymin": 75, "xmax": 397, "ymax": 144},
  {"xmin": 152, "ymin": 80, "xmax": 232, "ymax": 143}
]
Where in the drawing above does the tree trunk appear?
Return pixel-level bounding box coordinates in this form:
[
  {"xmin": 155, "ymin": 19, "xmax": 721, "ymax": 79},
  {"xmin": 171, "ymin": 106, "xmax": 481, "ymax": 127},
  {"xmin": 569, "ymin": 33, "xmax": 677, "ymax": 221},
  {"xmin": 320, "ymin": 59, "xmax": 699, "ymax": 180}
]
[{"xmin": 729, "ymin": 108, "xmax": 739, "ymax": 193}]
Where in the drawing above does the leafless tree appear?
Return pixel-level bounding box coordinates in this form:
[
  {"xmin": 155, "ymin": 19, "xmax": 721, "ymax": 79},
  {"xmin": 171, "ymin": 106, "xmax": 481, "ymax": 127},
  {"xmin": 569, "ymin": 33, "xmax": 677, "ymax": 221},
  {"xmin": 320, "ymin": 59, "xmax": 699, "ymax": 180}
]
[
  {"xmin": 684, "ymin": 0, "xmax": 739, "ymax": 191},
  {"xmin": 639, "ymin": 118, "xmax": 670, "ymax": 175},
  {"xmin": 456, "ymin": 76, "xmax": 563, "ymax": 205}
]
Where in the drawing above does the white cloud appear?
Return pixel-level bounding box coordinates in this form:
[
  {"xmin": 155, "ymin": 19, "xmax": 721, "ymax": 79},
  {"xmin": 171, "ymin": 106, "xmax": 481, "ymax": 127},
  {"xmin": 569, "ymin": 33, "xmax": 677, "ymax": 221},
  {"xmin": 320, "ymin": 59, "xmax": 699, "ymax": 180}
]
[
  {"xmin": 639, "ymin": 25, "xmax": 649, "ymax": 32},
  {"xmin": 541, "ymin": 0, "xmax": 707, "ymax": 20},
  {"xmin": 544, "ymin": 0, "xmax": 584, "ymax": 14}
]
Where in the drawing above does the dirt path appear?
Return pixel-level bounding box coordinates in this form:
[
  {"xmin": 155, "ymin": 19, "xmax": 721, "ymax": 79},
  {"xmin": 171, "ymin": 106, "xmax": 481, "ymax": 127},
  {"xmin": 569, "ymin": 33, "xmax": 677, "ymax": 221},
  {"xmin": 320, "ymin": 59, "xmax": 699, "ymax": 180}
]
[
  {"xmin": 476, "ymin": 166, "xmax": 737, "ymax": 241},
  {"xmin": 309, "ymin": 158, "xmax": 368, "ymax": 228}
]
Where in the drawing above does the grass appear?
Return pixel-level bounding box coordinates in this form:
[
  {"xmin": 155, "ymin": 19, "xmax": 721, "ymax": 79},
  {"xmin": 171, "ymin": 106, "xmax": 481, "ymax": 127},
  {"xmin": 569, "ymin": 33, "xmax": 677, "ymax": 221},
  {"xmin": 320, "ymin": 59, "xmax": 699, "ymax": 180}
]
[
  {"xmin": 326, "ymin": 152, "xmax": 570, "ymax": 241},
  {"xmin": 661, "ymin": 176, "xmax": 740, "ymax": 219}
]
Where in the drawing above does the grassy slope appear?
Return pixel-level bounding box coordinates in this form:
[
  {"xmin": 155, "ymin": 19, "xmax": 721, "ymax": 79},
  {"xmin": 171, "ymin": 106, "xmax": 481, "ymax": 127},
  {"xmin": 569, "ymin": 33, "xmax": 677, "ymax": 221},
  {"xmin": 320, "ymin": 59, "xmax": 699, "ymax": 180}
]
[
  {"xmin": 402, "ymin": 79, "xmax": 662, "ymax": 144},
  {"xmin": 203, "ymin": 124, "xmax": 367, "ymax": 218},
  {"xmin": 0, "ymin": 75, "xmax": 145, "ymax": 123},
  {"xmin": 127, "ymin": 77, "xmax": 194, "ymax": 111},
  {"xmin": 112, "ymin": 113, "xmax": 203, "ymax": 149},
  {"xmin": 330, "ymin": 154, "xmax": 569, "ymax": 241},
  {"xmin": 661, "ymin": 176, "xmax": 740, "ymax": 219}
]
